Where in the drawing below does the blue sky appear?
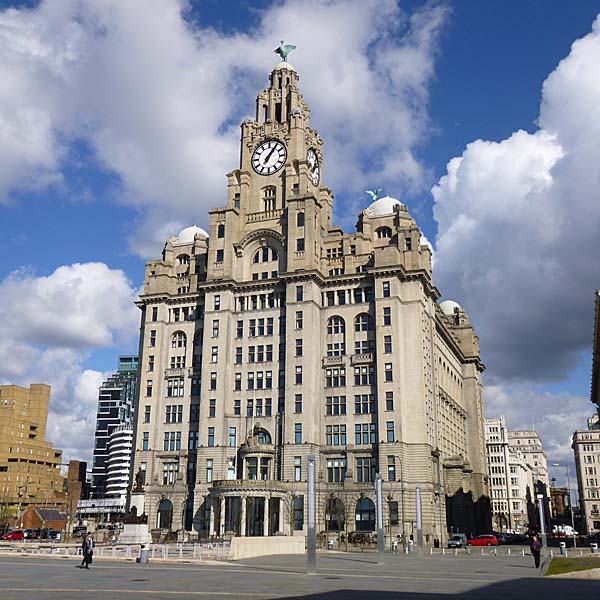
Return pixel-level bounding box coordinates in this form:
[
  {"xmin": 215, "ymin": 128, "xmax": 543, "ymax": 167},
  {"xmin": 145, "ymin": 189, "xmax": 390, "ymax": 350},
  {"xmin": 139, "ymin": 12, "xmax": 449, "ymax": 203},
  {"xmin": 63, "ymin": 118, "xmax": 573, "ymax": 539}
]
[{"xmin": 0, "ymin": 0, "xmax": 599, "ymax": 491}]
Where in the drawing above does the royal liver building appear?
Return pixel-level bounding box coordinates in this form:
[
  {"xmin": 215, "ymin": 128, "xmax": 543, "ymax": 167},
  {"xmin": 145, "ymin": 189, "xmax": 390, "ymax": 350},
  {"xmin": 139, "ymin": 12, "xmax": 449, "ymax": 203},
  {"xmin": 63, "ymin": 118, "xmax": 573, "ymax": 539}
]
[{"xmin": 132, "ymin": 50, "xmax": 489, "ymax": 545}]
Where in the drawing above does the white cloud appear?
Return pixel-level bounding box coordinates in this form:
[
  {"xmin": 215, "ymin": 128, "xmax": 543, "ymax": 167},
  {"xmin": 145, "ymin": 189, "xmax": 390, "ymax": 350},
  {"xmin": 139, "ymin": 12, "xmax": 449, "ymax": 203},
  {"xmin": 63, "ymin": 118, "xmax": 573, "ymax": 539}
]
[
  {"xmin": 0, "ymin": 262, "xmax": 139, "ymax": 462},
  {"xmin": 433, "ymin": 14, "xmax": 600, "ymax": 383},
  {"xmin": 0, "ymin": 0, "xmax": 447, "ymax": 255}
]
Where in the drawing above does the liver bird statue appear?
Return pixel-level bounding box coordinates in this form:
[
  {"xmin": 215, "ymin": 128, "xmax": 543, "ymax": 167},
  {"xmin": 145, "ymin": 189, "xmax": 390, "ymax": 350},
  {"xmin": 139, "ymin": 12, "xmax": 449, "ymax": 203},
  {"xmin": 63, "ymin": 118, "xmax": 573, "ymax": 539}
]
[
  {"xmin": 274, "ymin": 40, "xmax": 296, "ymax": 62},
  {"xmin": 365, "ymin": 189, "xmax": 383, "ymax": 201}
]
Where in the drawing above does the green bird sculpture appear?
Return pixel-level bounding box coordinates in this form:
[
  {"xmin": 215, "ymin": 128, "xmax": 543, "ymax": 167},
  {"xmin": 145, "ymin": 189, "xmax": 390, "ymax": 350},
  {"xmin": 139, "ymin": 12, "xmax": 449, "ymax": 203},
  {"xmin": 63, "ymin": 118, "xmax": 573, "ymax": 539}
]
[
  {"xmin": 275, "ymin": 40, "xmax": 296, "ymax": 62},
  {"xmin": 365, "ymin": 189, "xmax": 383, "ymax": 201}
]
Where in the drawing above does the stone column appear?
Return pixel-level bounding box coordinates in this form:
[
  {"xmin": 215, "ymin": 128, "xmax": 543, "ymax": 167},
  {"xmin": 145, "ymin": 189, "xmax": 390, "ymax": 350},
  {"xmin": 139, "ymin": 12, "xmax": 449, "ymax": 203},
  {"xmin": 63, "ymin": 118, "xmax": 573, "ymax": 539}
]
[
  {"xmin": 240, "ymin": 496, "xmax": 247, "ymax": 537},
  {"xmin": 264, "ymin": 497, "xmax": 270, "ymax": 537},
  {"xmin": 220, "ymin": 497, "xmax": 226, "ymax": 536}
]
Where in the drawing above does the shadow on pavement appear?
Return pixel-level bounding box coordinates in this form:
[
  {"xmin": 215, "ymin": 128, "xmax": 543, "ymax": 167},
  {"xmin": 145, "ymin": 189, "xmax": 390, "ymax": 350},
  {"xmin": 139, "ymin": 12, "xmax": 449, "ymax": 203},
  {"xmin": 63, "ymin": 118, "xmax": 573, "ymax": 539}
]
[{"xmin": 274, "ymin": 578, "xmax": 596, "ymax": 600}]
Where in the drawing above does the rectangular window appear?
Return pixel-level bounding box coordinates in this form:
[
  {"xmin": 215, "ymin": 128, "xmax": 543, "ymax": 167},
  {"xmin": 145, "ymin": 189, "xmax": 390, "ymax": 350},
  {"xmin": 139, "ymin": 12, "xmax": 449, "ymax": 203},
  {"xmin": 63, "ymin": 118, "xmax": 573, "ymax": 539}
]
[
  {"xmin": 297, "ymin": 238, "xmax": 305, "ymax": 252},
  {"xmin": 163, "ymin": 462, "xmax": 179, "ymax": 485},
  {"xmin": 247, "ymin": 372, "xmax": 254, "ymax": 390},
  {"xmin": 208, "ymin": 427, "xmax": 215, "ymax": 447},
  {"xmin": 295, "ymin": 311, "xmax": 303, "ymax": 329},
  {"xmin": 385, "ymin": 391, "xmax": 394, "ymax": 411},
  {"xmin": 188, "ymin": 431, "xmax": 199, "ymax": 450},
  {"xmin": 386, "ymin": 421, "xmax": 395, "ymax": 442},
  {"xmin": 354, "ymin": 366, "xmax": 375, "ymax": 386},
  {"xmin": 389, "ymin": 501, "xmax": 399, "ymax": 525},
  {"xmin": 296, "ymin": 285, "xmax": 304, "ymax": 302},
  {"xmin": 265, "ymin": 371, "xmax": 273, "ymax": 389},
  {"xmin": 355, "ymin": 423, "xmax": 377, "ymax": 445},
  {"xmin": 236, "ymin": 320, "xmax": 243, "ymax": 338},
  {"xmin": 384, "ymin": 335, "xmax": 392, "ymax": 353},
  {"xmin": 214, "ymin": 295, "xmax": 221, "ymax": 310},
  {"xmin": 144, "ymin": 405, "xmax": 151, "ymax": 423},
  {"xmin": 294, "ymin": 423, "xmax": 302, "ymax": 444},
  {"xmin": 267, "ymin": 317, "xmax": 274, "ymax": 335},
  {"xmin": 295, "ymin": 366, "xmax": 303, "ymax": 385},
  {"xmin": 256, "ymin": 371, "xmax": 264, "ymax": 389},
  {"xmin": 383, "ymin": 307, "xmax": 391, "ymax": 326},
  {"xmin": 248, "ymin": 346, "xmax": 255, "ymax": 363},
  {"xmin": 167, "ymin": 378, "xmax": 184, "ymax": 397},
  {"xmin": 210, "ymin": 372, "xmax": 217, "ymax": 390},
  {"xmin": 387, "ymin": 456, "xmax": 396, "ymax": 481},
  {"xmin": 383, "ymin": 281, "xmax": 390, "ymax": 298},
  {"xmin": 206, "ymin": 459, "xmax": 213, "ymax": 483},
  {"xmin": 294, "ymin": 496, "xmax": 304, "ymax": 530},
  {"xmin": 385, "ymin": 363, "xmax": 393, "ymax": 382},
  {"xmin": 190, "ymin": 403, "xmax": 200, "ymax": 422},
  {"xmin": 234, "ymin": 399, "xmax": 241, "ymax": 415},
  {"xmin": 294, "ymin": 457, "xmax": 302, "ymax": 481},
  {"xmin": 295, "ymin": 394, "xmax": 303, "ymax": 413},
  {"xmin": 235, "ymin": 347, "xmax": 243, "ymax": 364},
  {"xmin": 209, "ymin": 399, "xmax": 216, "ymax": 418},
  {"xmin": 354, "ymin": 394, "xmax": 375, "ymax": 414},
  {"xmin": 325, "ymin": 368, "xmax": 346, "ymax": 387},
  {"xmin": 266, "ymin": 344, "xmax": 273, "ymax": 361},
  {"xmin": 146, "ymin": 380, "xmax": 153, "ymax": 397},
  {"xmin": 151, "ymin": 307, "xmax": 158, "ymax": 321},
  {"xmin": 149, "ymin": 329, "xmax": 156, "ymax": 347},
  {"xmin": 256, "ymin": 398, "xmax": 263, "ymax": 416},
  {"xmin": 148, "ymin": 355, "xmax": 154, "ymax": 372},
  {"xmin": 142, "ymin": 432, "xmax": 149, "ymax": 451},
  {"xmin": 234, "ymin": 372, "xmax": 242, "ymax": 391},
  {"xmin": 326, "ymin": 424, "xmax": 347, "ymax": 446},
  {"xmin": 295, "ymin": 338, "xmax": 303, "ymax": 357},
  {"xmin": 327, "ymin": 458, "xmax": 347, "ymax": 483},
  {"xmin": 326, "ymin": 395, "xmax": 347, "ymax": 416},
  {"xmin": 216, "ymin": 249, "xmax": 224, "ymax": 262},
  {"xmin": 229, "ymin": 427, "xmax": 237, "ymax": 447},
  {"xmin": 356, "ymin": 456, "xmax": 375, "ymax": 483},
  {"xmin": 211, "ymin": 346, "xmax": 219, "ymax": 363},
  {"xmin": 265, "ymin": 398, "xmax": 272, "ymax": 416},
  {"xmin": 247, "ymin": 399, "xmax": 254, "ymax": 417}
]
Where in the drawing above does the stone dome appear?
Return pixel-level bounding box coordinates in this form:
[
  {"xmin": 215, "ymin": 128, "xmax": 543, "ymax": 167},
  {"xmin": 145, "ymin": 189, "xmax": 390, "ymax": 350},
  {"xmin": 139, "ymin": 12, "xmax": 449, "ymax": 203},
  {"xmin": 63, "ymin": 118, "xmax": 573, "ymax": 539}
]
[
  {"xmin": 175, "ymin": 225, "xmax": 209, "ymax": 244},
  {"xmin": 440, "ymin": 300, "xmax": 463, "ymax": 316},
  {"xmin": 367, "ymin": 195, "xmax": 404, "ymax": 217},
  {"xmin": 274, "ymin": 61, "xmax": 296, "ymax": 72}
]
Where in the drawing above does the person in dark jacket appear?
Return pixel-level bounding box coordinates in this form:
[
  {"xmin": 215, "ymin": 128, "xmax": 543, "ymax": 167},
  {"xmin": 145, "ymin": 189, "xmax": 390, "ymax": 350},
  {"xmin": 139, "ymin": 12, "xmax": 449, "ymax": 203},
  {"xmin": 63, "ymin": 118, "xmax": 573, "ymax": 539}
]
[
  {"xmin": 530, "ymin": 534, "xmax": 542, "ymax": 568},
  {"xmin": 80, "ymin": 533, "xmax": 94, "ymax": 569}
]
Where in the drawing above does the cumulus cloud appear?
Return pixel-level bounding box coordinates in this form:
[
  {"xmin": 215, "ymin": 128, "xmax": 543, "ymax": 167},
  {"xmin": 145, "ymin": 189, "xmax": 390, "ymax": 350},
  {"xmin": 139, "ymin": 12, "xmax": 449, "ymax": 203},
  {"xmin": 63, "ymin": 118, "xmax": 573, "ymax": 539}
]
[
  {"xmin": 0, "ymin": 0, "xmax": 447, "ymax": 255},
  {"xmin": 433, "ymin": 14, "xmax": 600, "ymax": 470},
  {"xmin": 433, "ymin": 14, "xmax": 600, "ymax": 383},
  {"xmin": 0, "ymin": 263, "xmax": 139, "ymax": 462}
]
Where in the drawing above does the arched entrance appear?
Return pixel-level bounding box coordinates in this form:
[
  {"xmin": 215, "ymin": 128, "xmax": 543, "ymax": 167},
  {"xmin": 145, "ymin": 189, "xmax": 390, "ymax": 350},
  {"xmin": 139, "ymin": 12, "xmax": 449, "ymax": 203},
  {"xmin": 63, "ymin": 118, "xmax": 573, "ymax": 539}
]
[
  {"xmin": 157, "ymin": 498, "xmax": 173, "ymax": 530},
  {"xmin": 355, "ymin": 498, "xmax": 375, "ymax": 532},
  {"xmin": 325, "ymin": 497, "xmax": 345, "ymax": 532}
]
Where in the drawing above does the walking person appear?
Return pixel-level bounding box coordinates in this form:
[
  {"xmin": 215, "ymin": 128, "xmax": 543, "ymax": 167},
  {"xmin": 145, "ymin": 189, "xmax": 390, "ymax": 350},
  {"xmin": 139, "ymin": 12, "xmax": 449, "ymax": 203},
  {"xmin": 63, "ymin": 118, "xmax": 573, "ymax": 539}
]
[
  {"xmin": 80, "ymin": 532, "xmax": 94, "ymax": 569},
  {"xmin": 530, "ymin": 534, "xmax": 542, "ymax": 568}
]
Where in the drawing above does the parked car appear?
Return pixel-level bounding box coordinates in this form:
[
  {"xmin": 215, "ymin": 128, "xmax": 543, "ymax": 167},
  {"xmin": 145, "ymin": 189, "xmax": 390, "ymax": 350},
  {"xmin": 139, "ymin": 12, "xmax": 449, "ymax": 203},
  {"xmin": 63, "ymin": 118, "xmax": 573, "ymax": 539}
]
[
  {"xmin": 447, "ymin": 533, "xmax": 468, "ymax": 548},
  {"xmin": 3, "ymin": 529, "xmax": 25, "ymax": 540},
  {"xmin": 24, "ymin": 528, "xmax": 40, "ymax": 539},
  {"xmin": 467, "ymin": 534, "xmax": 499, "ymax": 547}
]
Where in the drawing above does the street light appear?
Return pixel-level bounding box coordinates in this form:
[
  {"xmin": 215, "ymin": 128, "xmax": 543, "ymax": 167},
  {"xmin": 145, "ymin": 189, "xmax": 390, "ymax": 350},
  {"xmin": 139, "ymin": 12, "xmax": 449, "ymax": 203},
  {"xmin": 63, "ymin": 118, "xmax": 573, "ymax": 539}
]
[{"xmin": 552, "ymin": 463, "xmax": 577, "ymax": 548}]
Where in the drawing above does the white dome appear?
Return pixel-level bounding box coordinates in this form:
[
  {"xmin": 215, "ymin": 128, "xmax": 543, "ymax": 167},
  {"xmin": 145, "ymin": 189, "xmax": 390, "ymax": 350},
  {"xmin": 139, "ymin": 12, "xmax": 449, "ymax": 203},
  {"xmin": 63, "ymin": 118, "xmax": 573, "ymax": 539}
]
[
  {"xmin": 274, "ymin": 61, "xmax": 296, "ymax": 71},
  {"xmin": 176, "ymin": 225, "xmax": 208, "ymax": 244},
  {"xmin": 440, "ymin": 300, "xmax": 463, "ymax": 316},
  {"xmin": 367, "ymin": 195, "xmax": 404, "ymax": 217}
]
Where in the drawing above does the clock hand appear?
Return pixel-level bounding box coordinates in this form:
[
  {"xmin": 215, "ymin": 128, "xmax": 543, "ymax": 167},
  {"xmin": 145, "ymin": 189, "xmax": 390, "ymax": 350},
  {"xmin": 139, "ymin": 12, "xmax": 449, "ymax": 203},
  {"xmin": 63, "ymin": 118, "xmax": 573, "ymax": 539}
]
[{"xmin": 263, "ymin": 145, "xmax": 277, "ymax": 165}]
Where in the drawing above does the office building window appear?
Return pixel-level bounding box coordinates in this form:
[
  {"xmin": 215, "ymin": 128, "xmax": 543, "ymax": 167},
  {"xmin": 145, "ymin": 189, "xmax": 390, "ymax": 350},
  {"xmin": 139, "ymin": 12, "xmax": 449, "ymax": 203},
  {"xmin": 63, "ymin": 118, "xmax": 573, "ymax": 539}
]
[
  {"xmin": 146, "ymin": 380, "xmax": 153, "ymax": 397},
  {"xmin": 295, "ymin": 394, "xmax": 303, "ymax": 413},
  {"xmin": 354, "ymin": 366, "xmax": 375, "ymax": 386},
  {"xmin": 206, "ymin": 459, "xmax": 213, "ymax": 483},
  {"xmin": 385, "ymin": 391, "xmax": 394, "ymax": 411},
  {"xmin": 142, "ymin": 432, "xmax": 149, "ymax": 451},
  {"xmin": 149, "ymin": 330, "xmax": 156, "ymax": 347},
  {"xmin": 296, "ymin": 285, "xmax": 304, "ymax": 302},
  {"xmin": 151, "ymin": 307, "xmax": 158, "ymax": 321},
  {"xmin": 294, "ymin": 496, "xmax": 304, "ymax": 530},
  {"xmin": 208, "ymin": 427, "xmax": 215, "ymax": 447},
  {"xmin": 294, "ymin": 423, "xmax": 302, "ymax": 444},
  {"xmin": 387, "ymin": 456, "xmax": 396, "ymax": 481},
  {"xmin": 214, "ymin": 295, "xmax": 221, "ymax": 310},
  {"xmin": 209, "ymin": 399, "xmax": 216, "ymax": 418},
  {"xmin": 211, "ymin": 346, "xmax": 219, "ymax": 363},
  {"xmin": 326, "ymin": 424, "xmax": 347, "ymax": 446},
  {"xmin": 356, "ymin": 457, "xmax": 376, "ymax": 482},
  {"xmin": 234, "ymin": 399, "xmax": 241, "ymax": 416},
  {"xmin": 384, "ymin": 363, "xmax": 393, "ymax": 382},
  {"xmin": 297, "ymin": 238, "xmax": 305, "ymax": 252},
  {"xmin": 294, "ymin": 457, "xmax": 302, "ymax": 481},
  {"xmin": 355, "ymin": 423, "xmax": 377, "ymax": 445},
  {"xmin": 383, "ymin": 281, "xmax": 390, "ymax": 297},
  {"xmin": 144, "ymin": 406, "xmax": 151, "ymax": 423},
  {"xmin": 386, "ymin": 421, "xmax": 395, "ymax": 442},
  {"xmin": 234, "ymin": 372, "xmax": 242, "ymax": 391},
  {"xmin": 229, "ymin": 427, "xmax": 237, "ymax": 447},
  {"xmin": 295, "ymin": 366, "xmax": 303, "ymax": 385},
  {"xmin": 326, "ymin": 396, "xmax": 346, "ymax": 415},
  {"xmin": 326, "ymin": 368, "xmax": 346, "ymax": 387},
  {"xmin": 327, "ymin": 458, "xmax": 346, "ymax": 483},
  {"xmin": 295, "ymin": 338, "xmax": 303, "ymax": 357},
  {"xmin": 295, "ymin": 311, "xmax": 303, "ymax": 329},
  {"xmin": 383, "ymin": 307, "xmax": 391, "ymax": 326},
  {"xmin": 148, "ymin": 355, "xmax": 155, "ymax": 372},
  {"xmin": 210, "ymin": 372, "xmax": 217, "ymax": 390},
  {"xmin": 188, "ymin": 431, "xmax": 199, "ymax": 450},
  {"xmin": 384, "ymin": 335, "xmax": 392, "ymax": 353},
  {"xmin": 354, "ymin": 394, "xmax": 375, "ymax": 414}
]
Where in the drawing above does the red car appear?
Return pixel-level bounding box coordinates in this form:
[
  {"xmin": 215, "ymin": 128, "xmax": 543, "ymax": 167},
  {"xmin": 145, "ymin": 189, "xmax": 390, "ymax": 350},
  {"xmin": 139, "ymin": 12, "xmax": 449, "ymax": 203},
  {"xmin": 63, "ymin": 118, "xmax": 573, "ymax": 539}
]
[
  {"xmin": 3, "ymin": 529, "xmax": 25, "ymax": 540},
  {"xmin": 467, "ymin": 534, "xmax": 499, "ymax": 547}
]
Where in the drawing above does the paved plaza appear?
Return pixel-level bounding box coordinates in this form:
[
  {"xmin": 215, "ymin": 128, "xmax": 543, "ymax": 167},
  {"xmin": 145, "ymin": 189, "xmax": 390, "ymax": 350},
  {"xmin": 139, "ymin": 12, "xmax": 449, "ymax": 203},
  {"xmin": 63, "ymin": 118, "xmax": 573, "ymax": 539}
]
[{"xmin": 0, "ymin": 552, "xmax": 597, "ymax": 600}]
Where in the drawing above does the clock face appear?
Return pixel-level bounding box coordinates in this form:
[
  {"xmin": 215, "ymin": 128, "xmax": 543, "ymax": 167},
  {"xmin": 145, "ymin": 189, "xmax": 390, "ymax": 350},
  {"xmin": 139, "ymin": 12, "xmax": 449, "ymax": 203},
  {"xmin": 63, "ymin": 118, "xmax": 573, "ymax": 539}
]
[
  {"xmin": 306, "ymin": 148, "xmax": 320, "ymax": 186},
  {"xmin": 251, "ymin": 140, "xmax": 287, "ymax": 175}
]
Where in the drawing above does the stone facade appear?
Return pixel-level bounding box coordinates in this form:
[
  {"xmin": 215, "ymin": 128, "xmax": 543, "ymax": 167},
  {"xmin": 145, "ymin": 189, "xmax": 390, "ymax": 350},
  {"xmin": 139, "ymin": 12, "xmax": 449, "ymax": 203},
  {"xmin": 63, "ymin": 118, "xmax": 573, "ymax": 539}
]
[{"xmin": 131, "ymin": 59, "xmax": 488, "ymax": 545}]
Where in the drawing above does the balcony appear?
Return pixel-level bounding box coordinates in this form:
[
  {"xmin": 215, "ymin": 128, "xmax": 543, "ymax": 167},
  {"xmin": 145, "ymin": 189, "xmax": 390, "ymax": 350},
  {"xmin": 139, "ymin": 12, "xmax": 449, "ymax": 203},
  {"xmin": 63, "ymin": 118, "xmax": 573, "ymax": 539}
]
[
  {"xmin": 246, "ymin": 209, "xmax": 284, "ymax": 223},
  {"xmin": 351, "ymin": 352, "xmax": 374, "ymax": 365},
  {"xmin": 164, "ymin": 368, "xmax": 186, "ymax": 378},
  {"xmin": 211, "ymin": 479, "xmax": 290, "ymax": 493},
  {"xmin": 323, "ymin": 355, "xmax": 345, "ymax": 367}
]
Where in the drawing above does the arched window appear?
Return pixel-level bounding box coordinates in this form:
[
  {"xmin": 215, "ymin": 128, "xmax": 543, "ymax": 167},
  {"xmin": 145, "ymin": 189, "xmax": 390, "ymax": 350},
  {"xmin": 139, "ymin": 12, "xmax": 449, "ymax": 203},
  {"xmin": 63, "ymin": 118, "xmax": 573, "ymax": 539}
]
[
  {"xmin": 355, "ymin": 498, "xmax": 375, "ymax": 532},
  {"xmin": 171, "ymin": 331, "xmax": 187, "ymax": 348},
  {"xmin": 255, "ymin": 429, "xmax": 272, "ymax": 445},
  {"xmin": 217, "ymin": 224, "xmax": 225, "ymax": 238},
  {"xmin": 253, "ymin": 246, "xmax": 279, "ymax": 263},
  {"xmin": 177, "ymin": 254, "xmax": 190, "ymax": 265},
  {"xmin": 326, "ymin": 497, "xmax": 345, "ymax": 532},
  {"xmin": 376, "ymin": 227, "xmax": 392, "ymax": 239},
  {"xmin": 297, "ymin": 212, "xmax": 305, "ymax": 227},
  {"xmin": 327, "ymin": 316, "xmax": 345, "ymax": 335},
  {"xmin": 157, "ymin": 498, "xmax": 173, "ymax": 530},
  {"xmin": 354, "ymin": 314, "xmax": 374, "ymax": 332}
]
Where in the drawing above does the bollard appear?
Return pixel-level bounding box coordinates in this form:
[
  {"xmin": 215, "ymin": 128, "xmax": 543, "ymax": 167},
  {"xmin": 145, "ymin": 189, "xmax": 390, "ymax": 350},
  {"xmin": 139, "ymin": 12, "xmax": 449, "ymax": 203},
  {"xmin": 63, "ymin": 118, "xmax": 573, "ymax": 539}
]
[
  {"xmin": 550, "ymin": 549, "xmax": 554, "ymax": 558},
  {"xmin": 429, "ymin": 547, "xmax": 433, "ymax": 555},
  {"xmin": 481, "ymin": 548, "xmax": 484, "ymax": 556},
  {"xmin": 507, "ymin": 548, "xmax": 510, "ymax": 556},
  {"xmin": 179, "ymin": 545, "xmax": 183, "ymax": 559},
  {"xmin": 454, "ymin": 548, "xmax": 457, "ymax": 556},
  {"xmin": 591, "ymin": 543, "xmax": 598, "ymax": 554},
  {"xmin": 152, "ymin": 546, "xmax": 156, "ymax": 559},
  {"xmin": 442, "ymin": 547, "xmax": 445, "ymax": 556}
]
